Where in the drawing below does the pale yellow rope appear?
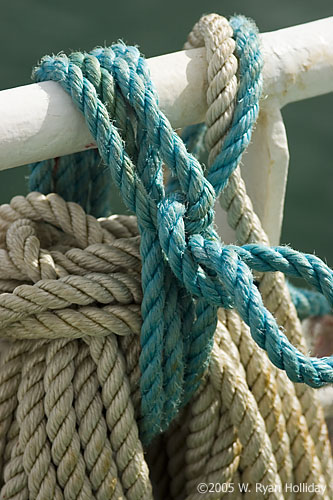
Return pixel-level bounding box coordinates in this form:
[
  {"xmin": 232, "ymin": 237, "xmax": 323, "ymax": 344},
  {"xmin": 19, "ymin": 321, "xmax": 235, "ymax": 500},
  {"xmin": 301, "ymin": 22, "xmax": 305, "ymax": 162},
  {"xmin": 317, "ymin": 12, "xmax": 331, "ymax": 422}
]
[
  {"xmin": 2, "ymin": 429, "xmax": 28, "ymax": 499},
  {"xmin": 0, "ymin": 341, "xmax": 29, "ymax": 482},
  {"xmin": 73, "ymin": 342, "xmax": 122, "ymax": 499},
  {"xmin": 0, "ymin": 193, "xmax": 153, "ymax": 499},
  {"xmin": 183, "ymin": 12, "xmax": 332, "ymax": 499}
]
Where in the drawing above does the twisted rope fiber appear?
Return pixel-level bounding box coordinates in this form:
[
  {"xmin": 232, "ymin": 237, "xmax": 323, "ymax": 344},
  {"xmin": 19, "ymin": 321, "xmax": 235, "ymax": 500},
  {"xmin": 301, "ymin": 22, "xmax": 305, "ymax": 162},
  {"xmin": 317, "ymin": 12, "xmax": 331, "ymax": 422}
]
[
  {"xmin": 179, "ymin": 17, "xmax": 284, "ymax": 497},
  {"xmin": 179, "ymin": 12, "xmax": 332, "ymax": 498},
  {"xmin": 180, "ymin": 14, "xmax": 331, "ymax": 498},
  {"xmin": 31, "ymin": 39, "xmax": 217, "ymax": 442},
  {"xmin": 183, "ymin": 15, "xmax": 296, "ymax": 491},
  {"xmin": 0, "ymin": 194, "xmax": 290, "ymax": 499},
  {"xmin": 288, "ymin": 282, "xmax": 331, "ymax": 320},
  {"xmin": 0, "ymin": 11, "xmax": 332, "ymax": 499},
  {"xmin": 0, "ymin": 198, "xmax": 330, "ymax": 498},
  {"xmin": 197, "ymin": 105, "xmax": 333, "ymax": 500},
  {"xmin": 180, "ymin": 13, "xmax": 329, "ymax": 384},
  {"xmin": 191, "ymin": 12, "xmax": 333, "ymax": 489},
  {"xmin": 88, "ymin": 44, "xmax": 216, "ymax": 438},
  {"xmin": 38, "ymin": 43, "xmax": 195, "ymax": 439},
  {"xmin": 132, "ymin": 10, "xmax": 330, "ymax": 496},
  {"xmin": 22, "ymin": 13, "xmax": 333, "ymax": 445},
  {"xmin": 29, "ymin": 51, "xmax": 138, "ymax": 218},
  {"xmin": 0, "ymin": 194, "xmax": 154, "ymax": 499},
  {"xmin": 26, "ymin": 19, "xmax": 235, "ymax": 451},
  {"xmin": 205, "ymin": 12, "xmax": 333, "ymax": 492},
  {"xmin": 207, "ymin": 12, "xmax": 332, "ymax": 491}
]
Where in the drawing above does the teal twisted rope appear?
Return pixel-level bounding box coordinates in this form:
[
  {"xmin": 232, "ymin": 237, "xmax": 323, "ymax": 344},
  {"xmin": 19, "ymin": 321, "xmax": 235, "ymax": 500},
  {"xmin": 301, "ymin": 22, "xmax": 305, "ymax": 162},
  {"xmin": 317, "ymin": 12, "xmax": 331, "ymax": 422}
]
[
  {"xmin": 181, "ymin": 15, "xmax": 330, "ymax": 323},
  {"xmin": 29, "ymin": 52, "xmax": 137, "ymax": 217},
  {"xmin": 206, "ymin": 16, "xmax": 262, "ymax": 196},
  {"xmin": 181, "ymin": 122, "xmax": 331, "ymax": 322},
  {"xmin": 30, "ymin": 15, "xmax": 333, "ymax": 445},
  {"xmin": 121, "ymin": 45, "xmax": 187, "ymax": 435},
  {"xmin": 92, "ymin": 44, "xmax": 218, "ymax": 431},
  {"xmin": 180, "ymin": 16, "xmax": 263, "ymax": 196},
  {"xmin": 29, "ymin": 139, "xmax": 113, "ymax": 217},
  {"xmin": 288, "ymin": 282, "xmax": 331, "ymax": 320}
]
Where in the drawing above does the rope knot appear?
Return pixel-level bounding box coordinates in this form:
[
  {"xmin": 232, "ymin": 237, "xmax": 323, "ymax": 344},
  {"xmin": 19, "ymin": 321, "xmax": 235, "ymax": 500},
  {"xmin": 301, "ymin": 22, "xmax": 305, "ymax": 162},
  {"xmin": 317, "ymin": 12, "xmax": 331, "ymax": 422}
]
[
  {"xmin": 0, "ymin": 193, "xmax": 143, "ymax": 341},
  {"xmin": 5, "ymin": 218, "xmax": 59, "ymax": 282},
  {"xmin": 25, "ymin": 13, "xmax": 333, "ymax": 447}
]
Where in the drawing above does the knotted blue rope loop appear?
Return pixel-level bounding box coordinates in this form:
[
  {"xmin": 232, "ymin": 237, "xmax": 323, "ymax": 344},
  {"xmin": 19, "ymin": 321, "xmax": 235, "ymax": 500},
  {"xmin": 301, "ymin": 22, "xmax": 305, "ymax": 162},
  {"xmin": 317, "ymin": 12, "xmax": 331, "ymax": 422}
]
[
  {"xmin": 30, "ymin": 14, "xmax": 333, "ymax": 444},
  {"xmin": 189, "ymin": 236, "xmax": 333, "ymax": 383},
  {"xmin": 91, "ymin": 45, "xmax": 217, "ymax": 235},
  {"xmin": 89, "ymin": 44, "xmax": 221, "ymax": 437}
]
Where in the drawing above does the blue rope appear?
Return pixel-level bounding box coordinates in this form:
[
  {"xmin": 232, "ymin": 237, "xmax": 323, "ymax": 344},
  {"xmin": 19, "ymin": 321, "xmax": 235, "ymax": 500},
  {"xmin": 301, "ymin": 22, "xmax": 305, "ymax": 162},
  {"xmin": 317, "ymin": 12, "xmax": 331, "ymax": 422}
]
[
  {"xmin": 29, "ymin": 50, "xmax": 138, "ymax": 218},
  {"xmin": 29, "ymin": 150, "xmax": 113, "ymax": 217},
  {"xmin": 206, "ymin": 16, "xmax": 262, "ymax": 196},
  {"xmin": 89, "ymin": 43, "xmax": 220, "ymax": 437},
  {"xmin": 288, "ymin": 282, "xmax": 332, "ymax": 320},
  {"xmin": 180, "ymin": 19, "xmax": 329, "ymax": 324},
  {"xmin": 181, "ymin": 123, "xmax": 207, "ymax": 161},
  {"xmin": 30, "ymin": 15, "xmax": 333, "ymax": 444}
]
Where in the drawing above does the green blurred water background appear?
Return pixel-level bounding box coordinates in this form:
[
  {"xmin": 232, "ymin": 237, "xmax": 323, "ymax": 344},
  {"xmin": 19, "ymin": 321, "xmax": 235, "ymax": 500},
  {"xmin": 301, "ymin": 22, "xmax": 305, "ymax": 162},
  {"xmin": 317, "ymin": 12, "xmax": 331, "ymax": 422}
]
[{"xmin": 0, "ymin": 0, "xmax": 332, "ymax": 264}]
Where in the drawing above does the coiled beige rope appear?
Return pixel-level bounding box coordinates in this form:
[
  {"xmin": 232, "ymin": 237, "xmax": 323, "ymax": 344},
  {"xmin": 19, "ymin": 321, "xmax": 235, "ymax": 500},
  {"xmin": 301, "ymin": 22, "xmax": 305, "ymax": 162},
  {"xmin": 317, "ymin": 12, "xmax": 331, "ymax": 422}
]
[
  {"xmin": 0, "ymin": 193, "xmax": 153, "ymax": 499},
  {"xmin": 0, "ymin": 13, "xmax": 332, "ymax": 500},
  {"xmin": 0, "ymin": 189, "xmax": 331, "ymax": 499}
]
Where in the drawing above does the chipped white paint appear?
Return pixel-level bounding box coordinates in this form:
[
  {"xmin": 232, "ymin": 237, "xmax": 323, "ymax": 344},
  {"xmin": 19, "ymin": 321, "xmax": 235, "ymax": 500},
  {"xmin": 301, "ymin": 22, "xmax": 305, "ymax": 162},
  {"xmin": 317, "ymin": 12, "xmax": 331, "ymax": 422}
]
[{"xmin": 0, "ymin": 17, "xmax": 332, "ymax": 244}]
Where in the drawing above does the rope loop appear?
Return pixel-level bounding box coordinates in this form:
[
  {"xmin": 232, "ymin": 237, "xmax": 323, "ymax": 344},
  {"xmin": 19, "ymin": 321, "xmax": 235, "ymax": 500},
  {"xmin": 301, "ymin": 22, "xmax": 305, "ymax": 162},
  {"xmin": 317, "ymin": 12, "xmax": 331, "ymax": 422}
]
[{"xmin": 22, "ymin": 13, "xmax": 333, "ymax": 445}]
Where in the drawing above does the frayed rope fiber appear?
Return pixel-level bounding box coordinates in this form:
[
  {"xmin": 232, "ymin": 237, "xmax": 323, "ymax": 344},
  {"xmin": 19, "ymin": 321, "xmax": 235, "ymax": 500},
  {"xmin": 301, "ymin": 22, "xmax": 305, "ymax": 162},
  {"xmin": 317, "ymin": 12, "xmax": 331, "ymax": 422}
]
[{"xmin": 28, "ymin": 14, "xmax": 333, "ymax": 445}]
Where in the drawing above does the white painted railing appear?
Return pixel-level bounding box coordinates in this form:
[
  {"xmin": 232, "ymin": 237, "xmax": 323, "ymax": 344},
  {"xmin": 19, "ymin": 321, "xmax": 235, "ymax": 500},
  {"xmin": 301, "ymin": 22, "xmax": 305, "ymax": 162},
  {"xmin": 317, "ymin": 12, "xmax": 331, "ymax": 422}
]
[{"xmin": 0, "ymin": 18, "xmax": 332, "ymax": 244}]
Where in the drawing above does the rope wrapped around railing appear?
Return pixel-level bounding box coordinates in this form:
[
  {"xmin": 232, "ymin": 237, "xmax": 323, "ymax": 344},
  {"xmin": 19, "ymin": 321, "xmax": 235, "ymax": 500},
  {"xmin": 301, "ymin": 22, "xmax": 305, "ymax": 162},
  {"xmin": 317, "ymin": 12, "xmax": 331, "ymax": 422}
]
[
  {"xmin": 5, "ymin": 14, "xmax": 333, "ymax": 447},
  {"xmin": 0, "ymin": 13, "xmax": 333, "ymax": 499}
]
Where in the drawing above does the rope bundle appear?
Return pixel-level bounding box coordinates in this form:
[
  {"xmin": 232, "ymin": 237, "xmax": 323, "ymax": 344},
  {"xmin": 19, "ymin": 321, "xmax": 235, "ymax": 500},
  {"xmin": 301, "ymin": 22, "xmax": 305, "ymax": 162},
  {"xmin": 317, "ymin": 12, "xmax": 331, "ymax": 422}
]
[
  {"xmin": 0, "ymin": 194, "xmax": 154, "ymax": 499},
  {"xmin": 0, "ymin": 192, "xmax": 332, "ymax": 499},
  {"xmin": 28, "ymin": 13, "xmax": 333, "ymax": 432},
  {"xmin": 0, "ymin": 11, "xmax": 332, "ymax": 499}
]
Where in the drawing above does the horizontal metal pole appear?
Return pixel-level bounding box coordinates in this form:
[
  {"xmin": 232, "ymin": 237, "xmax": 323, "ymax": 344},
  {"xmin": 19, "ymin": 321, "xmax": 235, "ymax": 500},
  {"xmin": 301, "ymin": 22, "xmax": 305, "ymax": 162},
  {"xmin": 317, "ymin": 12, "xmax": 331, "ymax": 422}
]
[{"xmin": 0, "ymin": 17, "xmax": 332, "ymax": 172}]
